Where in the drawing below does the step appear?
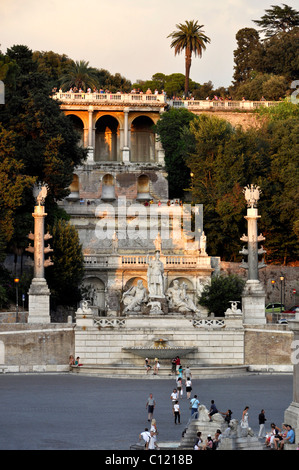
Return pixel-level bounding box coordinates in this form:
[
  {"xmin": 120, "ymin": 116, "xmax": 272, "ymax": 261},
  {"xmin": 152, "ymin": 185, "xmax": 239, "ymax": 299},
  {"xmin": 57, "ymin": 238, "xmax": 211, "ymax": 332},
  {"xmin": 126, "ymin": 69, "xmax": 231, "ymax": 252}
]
[{"xmin": 70, "ymin": 364, "xmax": 249, "ymax": 378}]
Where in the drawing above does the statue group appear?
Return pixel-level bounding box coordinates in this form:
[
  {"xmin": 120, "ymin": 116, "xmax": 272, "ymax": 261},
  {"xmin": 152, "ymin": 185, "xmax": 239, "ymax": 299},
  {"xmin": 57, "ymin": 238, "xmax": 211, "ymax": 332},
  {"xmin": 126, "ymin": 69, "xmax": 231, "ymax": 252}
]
[{"xmin": 122, "ymin": 250, "xmax": 200, "ymax": 315}]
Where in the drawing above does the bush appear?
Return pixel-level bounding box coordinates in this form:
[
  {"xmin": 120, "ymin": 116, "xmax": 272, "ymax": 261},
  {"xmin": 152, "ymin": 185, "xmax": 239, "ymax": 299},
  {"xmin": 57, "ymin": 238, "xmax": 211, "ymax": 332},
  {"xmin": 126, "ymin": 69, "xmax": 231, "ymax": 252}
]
[{"xmin": 199, "ymin": 274, "xmax": 245, "ymax": 317}]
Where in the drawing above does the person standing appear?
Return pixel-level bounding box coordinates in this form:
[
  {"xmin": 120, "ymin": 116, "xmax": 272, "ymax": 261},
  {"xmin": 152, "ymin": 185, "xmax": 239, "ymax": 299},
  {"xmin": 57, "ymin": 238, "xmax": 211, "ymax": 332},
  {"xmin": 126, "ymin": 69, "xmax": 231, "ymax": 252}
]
[
  {"xmin": 173, "ymin": 400, "xmax": 181, "ymax": 424},
  {"xmin": 146, "ymin": 393, "xmax": 156, "ymax": 422},
  {"xmin": 258, "ymin": 409, "xmax": 267, "ymax": 438},
  {"xmin": 241, "ymin": 406, "xmax": 249, "ymax": 431},
  {"xmin": 190, "ymin": 394, "xmax": 200, "ymax": 417},
  {"xmin": 146, "ymin": 430, "xmax": 159, "ymax": 450}
]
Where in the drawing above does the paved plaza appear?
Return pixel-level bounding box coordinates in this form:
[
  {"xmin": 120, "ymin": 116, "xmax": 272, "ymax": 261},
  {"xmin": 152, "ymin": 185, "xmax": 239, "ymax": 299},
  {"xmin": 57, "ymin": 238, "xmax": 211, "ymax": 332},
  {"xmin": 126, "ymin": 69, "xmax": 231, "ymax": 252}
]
[{"xmin": 0, "ymin": 373, "xmax": 293, "ymax": 450}]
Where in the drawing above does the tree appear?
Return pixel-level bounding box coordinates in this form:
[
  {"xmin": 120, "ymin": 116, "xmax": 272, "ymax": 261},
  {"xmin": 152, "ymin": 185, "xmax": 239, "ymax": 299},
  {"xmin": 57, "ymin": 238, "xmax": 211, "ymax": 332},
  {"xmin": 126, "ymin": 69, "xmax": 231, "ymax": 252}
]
[
  {"xmin": 45, "ymin": 220, "xmax": 84, "ymax": 309},
  {"xmin": 253, "ymin": 4, "xmax": 299, "ymax": 38},
  {"xmin": 232, "ymin": 28, "xmax": 263, "ymax": 85},
  {"xmin": 0, "ymin": 125, "xmax": 35, "ymax": 246},
  {"xmin": 168, "ymin": 20, "xmax": 210, "ymax": 97},
  {"xmin": 59, "ymin": 59, "xmax": 100, "ymax": 91},
  {"xmin": 199, "ymin": 274, "xmax": 245, "ymax": 317},
  {"xmin": 154, "ymin": 108, "xmax": 196, "ymax": 199}
]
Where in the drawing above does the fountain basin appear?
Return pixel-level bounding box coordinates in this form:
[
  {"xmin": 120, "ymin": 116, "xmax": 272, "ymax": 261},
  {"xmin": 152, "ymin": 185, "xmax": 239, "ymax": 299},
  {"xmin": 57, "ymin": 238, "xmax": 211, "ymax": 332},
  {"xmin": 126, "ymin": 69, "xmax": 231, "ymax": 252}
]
[{"xmin": 123, "ymin": 347, "xmax": 197, "ymax": 359}]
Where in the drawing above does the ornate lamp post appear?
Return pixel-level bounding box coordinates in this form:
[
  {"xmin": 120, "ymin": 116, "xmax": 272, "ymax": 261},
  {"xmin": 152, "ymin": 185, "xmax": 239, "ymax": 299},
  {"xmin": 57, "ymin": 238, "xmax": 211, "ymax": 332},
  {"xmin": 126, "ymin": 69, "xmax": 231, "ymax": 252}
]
[
  {"xmin": 280, "ymin": 275, "xmax": 285, "ymax": 312},
  {"xmin": 14, "ymin": 277, "xmax": 19, "ymax": 323},
  {"xmin": 240, "ymin": 185, "xmax": 266, "ymax": 324},
  {"xmin": 26, "ymin": 183, "xmax": 53, "ymax": 324}
]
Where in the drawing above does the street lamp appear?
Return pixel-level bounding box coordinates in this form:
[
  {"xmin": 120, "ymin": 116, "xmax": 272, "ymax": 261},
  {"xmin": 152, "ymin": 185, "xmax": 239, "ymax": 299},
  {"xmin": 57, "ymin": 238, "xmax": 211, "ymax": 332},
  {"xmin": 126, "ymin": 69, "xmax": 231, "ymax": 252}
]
[
  {"xmin": 14, "ymin": 278, "xmax": 19, "ymax": 323},
  {"xmin": 271, "ymin": 280, "xmax": 275, "ymax": 315},
  {"xmin": 280, "ymin": 275, "xmax": 285, "ymax": 312}
]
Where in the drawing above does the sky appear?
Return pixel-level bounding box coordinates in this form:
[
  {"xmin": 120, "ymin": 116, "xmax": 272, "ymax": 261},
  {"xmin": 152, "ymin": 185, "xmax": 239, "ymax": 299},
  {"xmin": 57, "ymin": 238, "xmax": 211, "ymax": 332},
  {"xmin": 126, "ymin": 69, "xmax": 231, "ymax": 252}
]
[{"xmin": 1, "ymin": 0, "xmax": 298, "ymax": 89}]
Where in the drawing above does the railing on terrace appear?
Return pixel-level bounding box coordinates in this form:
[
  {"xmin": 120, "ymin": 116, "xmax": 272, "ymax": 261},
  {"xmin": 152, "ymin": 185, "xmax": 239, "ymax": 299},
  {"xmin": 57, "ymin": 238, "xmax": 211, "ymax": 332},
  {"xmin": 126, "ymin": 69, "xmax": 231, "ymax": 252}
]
[
  {"xmin": 169, "ymin": 99, "xmax": 278, "ymax": 110},
  {"xmin": 52, "ymin": 92, "xmax": 166, "ymax": 104},
  {"xmin": 83, "ymin": 254, "xmax": 202, "ymax": 267}
]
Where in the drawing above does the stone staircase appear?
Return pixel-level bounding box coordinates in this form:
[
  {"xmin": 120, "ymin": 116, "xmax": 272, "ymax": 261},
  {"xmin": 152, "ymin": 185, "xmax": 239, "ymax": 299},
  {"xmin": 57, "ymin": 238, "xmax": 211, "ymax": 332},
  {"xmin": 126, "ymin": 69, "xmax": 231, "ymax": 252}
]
[
  {"xmin": 178, "ymin": 405, "xmax": 264, "ymax": 450},
  {"xmin": 70, "ymin": 363, "xmax": 249, "ymax": 379}
]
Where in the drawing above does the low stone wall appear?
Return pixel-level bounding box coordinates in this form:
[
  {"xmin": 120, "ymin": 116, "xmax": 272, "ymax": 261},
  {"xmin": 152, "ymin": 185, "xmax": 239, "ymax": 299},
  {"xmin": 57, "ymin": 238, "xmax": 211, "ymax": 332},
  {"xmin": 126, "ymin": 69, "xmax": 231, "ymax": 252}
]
[{"xmin": 0, "ymin": 323, "xmax": 75, "ymax": 372}]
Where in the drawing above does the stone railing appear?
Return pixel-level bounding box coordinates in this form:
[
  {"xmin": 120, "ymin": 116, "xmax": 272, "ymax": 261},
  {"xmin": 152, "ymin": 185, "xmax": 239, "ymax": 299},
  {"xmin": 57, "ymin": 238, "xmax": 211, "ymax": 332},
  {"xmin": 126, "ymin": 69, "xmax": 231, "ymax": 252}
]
[
  {"xmin": 169, "ymin": 99, "xmax": 278, "ymax": 111},
  {"xmin": 192, "ymin": 318, "xmax": 225, "ymax": 328},
  {"xmin": 94, "ymin": 317, "xmax": 126, "ymax": 328},
  {"xmin": 121, "ymin": 255, "xmax": 200, "ymax": 267},
  {"xmin": 92, "ymin": 316, "xmax": 226, "ymax": 329},
  {"xmin": 84, "ymin": 254, "xmax": 205, "ymax": 268},
  {"xmin": 52, "ymin": 92, "xmax": 166, "ymax": 105}
]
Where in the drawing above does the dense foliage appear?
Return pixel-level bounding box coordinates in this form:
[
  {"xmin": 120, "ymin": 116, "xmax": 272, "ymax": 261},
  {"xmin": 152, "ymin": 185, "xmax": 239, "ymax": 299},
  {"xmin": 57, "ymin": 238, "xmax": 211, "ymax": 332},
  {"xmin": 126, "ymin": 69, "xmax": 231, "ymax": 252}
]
[
  {"xmin": 199, "ymin": 274, "xmax": 245, "ymax": 317},
  {"xmin": 0, "ymin": 45, "xmax": 86, "ymax": 309}
]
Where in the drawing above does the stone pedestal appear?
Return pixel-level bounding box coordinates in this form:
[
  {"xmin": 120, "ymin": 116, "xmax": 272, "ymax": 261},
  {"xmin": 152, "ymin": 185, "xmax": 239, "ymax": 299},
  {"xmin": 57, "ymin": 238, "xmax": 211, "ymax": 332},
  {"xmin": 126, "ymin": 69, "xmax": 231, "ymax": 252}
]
[
  {"xmin": 284, "ymin": 315, "xmax": 299, "ymax": 441},
  {"xmin": 242, "ymin": 280, "xmax": 266, "ymax": 324},
  {"xmin": 28, "ymin": 278, "xmax": 51, "ymax": 324},
  {"xmin": 122, "ymin": 147, "xmax": 130, "ymax": 163}
]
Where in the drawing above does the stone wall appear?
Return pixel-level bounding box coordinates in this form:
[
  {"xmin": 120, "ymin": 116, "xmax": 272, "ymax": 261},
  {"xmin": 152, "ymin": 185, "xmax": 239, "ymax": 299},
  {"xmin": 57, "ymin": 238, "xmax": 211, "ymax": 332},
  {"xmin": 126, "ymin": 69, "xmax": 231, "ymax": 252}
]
[
  {"xmin": 75, "ymin": 316, "xmax": 245, "ymax": 367},
  {"xmin": 0, "ymin": 323, "xmax": 74, "ymax": 372},
  {"xmin": 244, "ymin": 324, "xmax": 293, "ymax": 368}
]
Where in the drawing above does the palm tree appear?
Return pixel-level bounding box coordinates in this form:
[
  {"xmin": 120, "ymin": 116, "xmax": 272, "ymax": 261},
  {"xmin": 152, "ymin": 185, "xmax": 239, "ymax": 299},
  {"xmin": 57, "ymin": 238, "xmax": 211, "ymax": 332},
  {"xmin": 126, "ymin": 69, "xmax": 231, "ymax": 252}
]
[
  {"xmin": 168, "ymin": 20, "xmax": 211, "ymax": 98},
  {"xmin": 60, "ymin": 60, "xmax": 99, "ymax": 92}
]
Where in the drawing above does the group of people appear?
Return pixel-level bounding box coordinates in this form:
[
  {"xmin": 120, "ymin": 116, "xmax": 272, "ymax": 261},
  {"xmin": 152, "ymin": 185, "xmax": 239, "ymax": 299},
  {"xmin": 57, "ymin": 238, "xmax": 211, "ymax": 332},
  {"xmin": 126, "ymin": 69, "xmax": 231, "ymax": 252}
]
[
  {"xmin": 144, "ymin": 357, "xmax": 160, "ymax": 375},
  {"xmin": 139, "ymin": 367, "xmax": 296, "ymax": 451},
  {"xmin": 69, "ymin": 355, "xmax": 82, "ymax": 368},
  {"xmin": 142, "ymin": 199, "xmax": 183, "ymax": 207},
  {"xmin": 264, "ymin": 422, "xmax": 296, "ymax": 450}
]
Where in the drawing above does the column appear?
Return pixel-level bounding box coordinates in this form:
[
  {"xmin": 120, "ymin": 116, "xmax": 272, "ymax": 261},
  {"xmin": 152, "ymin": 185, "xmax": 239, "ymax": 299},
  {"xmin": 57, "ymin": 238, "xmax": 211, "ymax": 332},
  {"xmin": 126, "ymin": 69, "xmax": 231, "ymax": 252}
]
[
  {"xmin": 284, "ymin": 312, "xmax": 299, "ymax": 444},
  {"xmin": 27, "ymin": 204, "xmax": 51, "ymax": 323},
  {"xmin": 86, "ymin": 106, "xmax": 95, "ymax": 164},
  {"xmin": 122, "ymin": 107, "xmax": 130, "ymax": 163},
  {"xmin": 240, "ymin": 185, "xmax": 266, "ymax": 325}
]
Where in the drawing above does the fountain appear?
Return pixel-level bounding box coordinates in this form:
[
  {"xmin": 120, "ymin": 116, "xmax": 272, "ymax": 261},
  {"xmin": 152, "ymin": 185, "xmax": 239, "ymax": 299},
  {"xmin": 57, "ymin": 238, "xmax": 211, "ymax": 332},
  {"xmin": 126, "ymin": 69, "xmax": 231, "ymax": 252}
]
[{"xmin": 123, "ymin": 337, "xmax": 197, "ymax": 359}]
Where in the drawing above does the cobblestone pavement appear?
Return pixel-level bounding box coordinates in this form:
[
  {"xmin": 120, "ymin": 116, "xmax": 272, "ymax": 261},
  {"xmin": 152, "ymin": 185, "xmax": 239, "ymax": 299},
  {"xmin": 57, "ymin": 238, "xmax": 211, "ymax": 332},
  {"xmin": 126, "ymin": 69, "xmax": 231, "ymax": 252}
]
[{"xmin": 0, "ymin": 373, "xmax": 293, "ymax": 450}]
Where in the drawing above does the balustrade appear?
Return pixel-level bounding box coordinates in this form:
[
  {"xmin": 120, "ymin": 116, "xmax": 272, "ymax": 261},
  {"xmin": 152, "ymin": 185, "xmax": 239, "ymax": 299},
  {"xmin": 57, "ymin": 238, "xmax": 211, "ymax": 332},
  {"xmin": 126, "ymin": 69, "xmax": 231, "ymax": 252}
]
[{"xmin": 53, "ymin": 92, "xmax": 165, "ymax": 105}]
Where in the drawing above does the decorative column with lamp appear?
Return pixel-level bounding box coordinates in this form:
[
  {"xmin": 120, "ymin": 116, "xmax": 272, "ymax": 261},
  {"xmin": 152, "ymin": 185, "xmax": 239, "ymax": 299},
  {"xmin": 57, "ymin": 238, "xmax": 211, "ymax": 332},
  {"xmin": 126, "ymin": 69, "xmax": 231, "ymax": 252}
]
[
  {"xmin": 240, "ymin": 185, "xmax": 266, "ymax": 324},
  {"xmin": 26, "ymin": 183, "xmax": 53, "ymax": 324},
  {"xmin": 14, "ymin": 277, "xmax": 19, "ymax": 323},
  {"xmin": 280, "ymin": 275, "xmax": 285, "ymax": 313}
]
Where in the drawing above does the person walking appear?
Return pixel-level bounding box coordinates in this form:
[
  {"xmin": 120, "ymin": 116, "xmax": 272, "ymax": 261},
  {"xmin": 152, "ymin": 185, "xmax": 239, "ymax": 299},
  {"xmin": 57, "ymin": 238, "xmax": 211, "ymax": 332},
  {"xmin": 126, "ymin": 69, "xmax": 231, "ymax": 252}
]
[
  {"xmin": 173, "ymin": 400, "xmax": 181, "ymax": 424},
  {"xmin": 176, "ymin": 377, "xmax": 183, "ymax": 398},
  {"xmin": 185, "ymin": 377, "xmax": 192, "ymax": 399},
  {"xmin": 258, "ymin": 409, "xmax": 267, "ymax": 438},
  {"xmin": 170, "ymin": 388, "xmax": 179, "ymax": 409},
  {"xmin": 146, "ymin": 393, "xmax": 156, "ymax": 422}
]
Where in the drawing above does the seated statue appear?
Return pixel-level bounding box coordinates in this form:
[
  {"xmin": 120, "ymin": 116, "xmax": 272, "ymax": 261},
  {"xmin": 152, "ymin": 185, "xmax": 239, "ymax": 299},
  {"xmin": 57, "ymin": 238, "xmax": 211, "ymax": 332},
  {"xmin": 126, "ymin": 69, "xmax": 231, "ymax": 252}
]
[
  {"xmin": 122, "ymin": 280, "xmax": 148, "ymax": 313},
  {"xmin": 166, "ymin": 280, "xmax": 200, "ymax": 314}
]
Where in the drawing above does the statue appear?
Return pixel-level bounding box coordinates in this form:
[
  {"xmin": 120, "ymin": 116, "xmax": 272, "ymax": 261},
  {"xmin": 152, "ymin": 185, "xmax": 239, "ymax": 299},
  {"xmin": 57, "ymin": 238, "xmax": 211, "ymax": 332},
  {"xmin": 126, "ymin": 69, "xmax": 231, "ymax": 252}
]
[
  {"xmin": 33, "ymin": 182, "xmax": 48, "ymax": 206},
  {"xmin": 225, "ymin": 301, "xmax": 242, "ymax": 316},
  {"xmin": 147, "ymin": 251, "xmax": 165, "ymax": 298},
  {"xmin": 166, "ymin": 280, "xmax": 200, "ymax": 314},
  {"xmin": 199, "ymin": 231, "xmax": 207, "ymax": 255},
  {"xmin": 243, "ymin": 184, "xmax": 261, "ymax": 208},
  {"xmin": 112, "ymin": 231, "xmax": 118, "ymax": 253},
  {"xmin": 122, "ymin": 280, "xmax": 148, "ymax": 313}
]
